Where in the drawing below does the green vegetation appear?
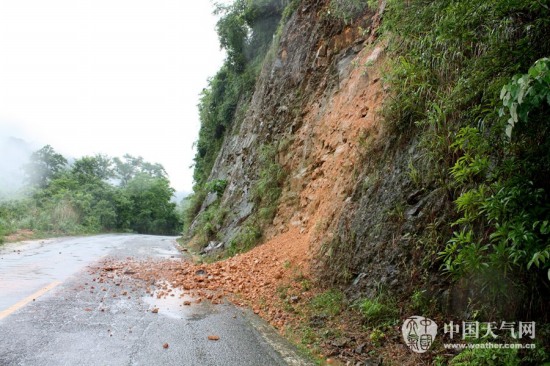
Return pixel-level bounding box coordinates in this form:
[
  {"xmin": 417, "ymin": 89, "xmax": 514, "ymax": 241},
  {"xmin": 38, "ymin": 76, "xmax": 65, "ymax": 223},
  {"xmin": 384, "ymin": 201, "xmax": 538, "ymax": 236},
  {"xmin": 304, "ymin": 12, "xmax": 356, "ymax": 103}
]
[
  {"xmin": 188, "ymin": 140, "xmax": 285, "ymax": 253},
  {"xmin": 449, "ymin": 347, "xmax": 520, "ymax": 366},
  {"xmin": 0, "ymin": 222, "xmax": 6, "ymax": 244},
  {"xmin": 251, "ymin": 144, "xmax": 286, "ymax": 223},
  {"xmin": 357, "ymin": 297, "xmax": 397, "ymax": 325},
  {"xmin": 446, "ymin": 330, "xmax": 549, "ymax": 366},
  {"xmin": 0, "ymin": 145, "xmax": 180, "ymax": 242},
  {"xmin": 191, "ymin": 0, "xmax": 291, "ymax": 190},
  {"xmin": 228, "ymin": 142, "xmax": 285, "ymax": 253},
  {"xmin": 442, "ymin": 60, "xmax": 550, "ymax": 280},
  {"xmin": 327, "ymin": 0, "xmax": 370, "ymax": 24},
  {"xmin": 23, "ymin": 145, "xmax": 68, "ymax": 188},
  {"xmin": 280, "ymin": 289, "xmax": 347, "ymax": 360},
  {"xmin": 381, "ymin": 0, "xmax": 550, "ymax": 318},
  {"xmin": 228, "ymin": 223, "xmax": 262, "ymax": 254},
  {"xmin": 185, "ymin": 0, "xmax": 298, "ymax": 250},
  {"xmin": 434, "ymin": 321, "xmax": 545, "ymax": 366},
  {"xmin": 204, "ymin": 179, "xmax": 228, "ymax": 199},
  {"xmin": 368, "ymin": 328, "xmax": 385, "ymax": 346},
  {"xmin": 410, "ymin": 289, "xmax": 431, "ymax": 313},
  {"xmin": 310, "ymin": 289, "xmax": 344, "ymax": 317},
  {"xmin": 374, "ymin": 1, "xmax": 550, "ymax": 362},
  {"xmin": 194, "ymin": 202, "xmax": 230, "ymax": 247}
]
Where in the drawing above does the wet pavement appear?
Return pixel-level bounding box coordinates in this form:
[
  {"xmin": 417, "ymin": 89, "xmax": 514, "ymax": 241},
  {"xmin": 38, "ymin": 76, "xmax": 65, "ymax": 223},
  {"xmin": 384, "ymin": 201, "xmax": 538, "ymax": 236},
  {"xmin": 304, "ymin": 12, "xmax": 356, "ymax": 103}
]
[
  {"xmin": 0, "ymin": 235, "xmax": 139, "ymax": 310},
  {"xmin": 0, "ymin": 234, "xmax": 312, "ymax": 366}
]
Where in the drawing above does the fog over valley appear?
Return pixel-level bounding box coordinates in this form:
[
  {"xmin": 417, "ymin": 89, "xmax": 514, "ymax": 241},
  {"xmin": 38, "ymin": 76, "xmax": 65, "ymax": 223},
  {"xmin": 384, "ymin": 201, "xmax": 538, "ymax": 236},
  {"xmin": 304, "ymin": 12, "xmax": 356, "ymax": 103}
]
[{"xmin": 0, "ymin": 131, "xmax": 36, "ymax": 197}]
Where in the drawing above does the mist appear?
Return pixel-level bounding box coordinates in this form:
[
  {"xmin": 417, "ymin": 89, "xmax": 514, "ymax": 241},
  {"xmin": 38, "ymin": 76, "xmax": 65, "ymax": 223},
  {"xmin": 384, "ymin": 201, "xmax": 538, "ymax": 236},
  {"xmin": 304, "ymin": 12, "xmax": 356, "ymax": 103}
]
[{"xmin": 0, "ymin": 130, "xmax": 36, "ymax": 199}]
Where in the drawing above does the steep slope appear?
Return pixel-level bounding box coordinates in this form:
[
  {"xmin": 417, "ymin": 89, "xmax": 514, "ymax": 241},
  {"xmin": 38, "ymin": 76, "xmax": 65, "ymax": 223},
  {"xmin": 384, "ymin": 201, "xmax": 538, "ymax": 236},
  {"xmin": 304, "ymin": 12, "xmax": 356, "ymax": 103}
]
[
  {"xmin": 191, "ymin": 0, "xmax": 434, "ymax": 304},
  {"xmin": 186, "ymin": 0, "xmax": 550, "ymax": 364},
  {"xmin": 192, "ymin": 0, "xmax": 383, "ymax": 249}
]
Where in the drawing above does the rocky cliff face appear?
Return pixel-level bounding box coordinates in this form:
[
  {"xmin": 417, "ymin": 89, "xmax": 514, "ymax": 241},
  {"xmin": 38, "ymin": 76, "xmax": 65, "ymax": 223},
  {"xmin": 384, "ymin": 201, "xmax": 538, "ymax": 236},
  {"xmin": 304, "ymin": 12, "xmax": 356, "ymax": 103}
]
[
  {"xmin": 192, "ymin": 0, "xmax": 448, "ymax": 301},
  {"xmin": 186, "ymin": 1, "xmax": 550, "ymax": 363}
]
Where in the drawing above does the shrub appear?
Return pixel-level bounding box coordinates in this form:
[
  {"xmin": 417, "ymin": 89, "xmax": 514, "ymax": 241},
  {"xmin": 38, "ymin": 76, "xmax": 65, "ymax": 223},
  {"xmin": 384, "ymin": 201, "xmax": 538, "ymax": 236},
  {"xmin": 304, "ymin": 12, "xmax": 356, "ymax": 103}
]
[
  {"xmin": 0, "ymin": 221, "xmax": 5, "ymax": 244},
  {"xmin": 442, "ymin": 59, "xmax": 550, "ymax": 279},
  {"xmin": 381, "ymin": 0, "xmax": 550, "ymax": 318},
  {"xmin": 204, "ymin": 179, "xmax": 228, "ymax": 199},
  {"xmin": 328, "ymin": 0, "xmax": 369, "ymax": 24}
]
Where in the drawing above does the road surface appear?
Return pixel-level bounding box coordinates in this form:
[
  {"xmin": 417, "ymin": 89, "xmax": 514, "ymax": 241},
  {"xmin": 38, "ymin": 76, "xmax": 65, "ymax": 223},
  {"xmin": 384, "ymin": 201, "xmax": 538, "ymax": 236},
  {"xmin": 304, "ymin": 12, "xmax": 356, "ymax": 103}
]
[{"xmin": 0, "ymin": 234, "xmax": 311, "ymax": 366}]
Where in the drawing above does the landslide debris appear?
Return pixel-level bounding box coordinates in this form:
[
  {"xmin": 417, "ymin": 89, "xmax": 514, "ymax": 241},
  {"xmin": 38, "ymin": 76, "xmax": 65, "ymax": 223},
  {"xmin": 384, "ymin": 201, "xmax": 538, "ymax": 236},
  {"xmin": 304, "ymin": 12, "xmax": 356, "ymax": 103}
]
[{"xmin": 90, "ymin": 229, "xmax": 424, "ymax": 365}]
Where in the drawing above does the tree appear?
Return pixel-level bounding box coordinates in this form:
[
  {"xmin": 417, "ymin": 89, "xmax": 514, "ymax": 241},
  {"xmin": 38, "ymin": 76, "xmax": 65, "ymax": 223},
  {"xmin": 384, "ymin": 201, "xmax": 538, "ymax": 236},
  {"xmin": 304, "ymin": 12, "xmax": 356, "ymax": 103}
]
[
  {"xmin": 122, "ymin": 174, "xmax": 179, "ymax": 234},
  {"xmin": 216, "ymin": 0, "xmax": 248, "ymax": 72},
  {"xmin": 24, "ymin": 145, "xmax": 68, "ymax": 188},
  {"xmin": 215, "ymin": 0, "xmax": 286, "ymax": 73},
  {"xmin": 113, "ymin": 154, "xmax": 167, "ymax": 186},
  {"xmin": 71, "ymin": 154, "xmax": 114, "ymax": 182}
]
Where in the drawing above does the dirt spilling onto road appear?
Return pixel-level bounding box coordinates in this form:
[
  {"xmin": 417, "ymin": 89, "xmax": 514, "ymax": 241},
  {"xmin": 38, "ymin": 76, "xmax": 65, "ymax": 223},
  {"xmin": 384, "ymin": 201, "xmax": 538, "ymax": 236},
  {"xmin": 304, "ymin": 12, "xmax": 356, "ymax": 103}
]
[
  {"xmin": 91, "ymin": 229, "xmax": 424, "ymax": 365},
  {"xmin": 95, "ymin": 228, "xmax": 313, "ymax": 331}
]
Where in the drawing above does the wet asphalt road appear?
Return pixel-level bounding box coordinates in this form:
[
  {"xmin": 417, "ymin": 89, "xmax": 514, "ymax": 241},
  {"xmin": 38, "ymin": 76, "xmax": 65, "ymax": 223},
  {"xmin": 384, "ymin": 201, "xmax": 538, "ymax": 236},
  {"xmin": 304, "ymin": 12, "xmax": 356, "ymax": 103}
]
[{"xmin": 0, "ymin": 234, "xmax": 311, "ymax": 366}]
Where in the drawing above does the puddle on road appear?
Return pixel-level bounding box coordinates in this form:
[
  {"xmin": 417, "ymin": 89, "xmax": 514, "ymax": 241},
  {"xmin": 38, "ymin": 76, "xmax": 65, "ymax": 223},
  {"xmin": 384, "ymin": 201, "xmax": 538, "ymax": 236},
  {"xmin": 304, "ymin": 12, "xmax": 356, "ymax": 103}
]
[{"xmin": 142, "ymin": 285, "xmax": 215, "ymax": 321}]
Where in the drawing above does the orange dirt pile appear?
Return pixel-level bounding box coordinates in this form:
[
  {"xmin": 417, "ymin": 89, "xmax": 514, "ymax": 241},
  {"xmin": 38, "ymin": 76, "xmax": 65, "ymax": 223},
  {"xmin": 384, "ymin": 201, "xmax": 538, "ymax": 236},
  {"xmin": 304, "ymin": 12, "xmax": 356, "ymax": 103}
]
[
  {"xmin": 91, "ymin": 227, "xmax": 426, "ymax": 366},
  {"xmin": 97, "ymin": 228, "xmax": 312, "ymax": 331}
]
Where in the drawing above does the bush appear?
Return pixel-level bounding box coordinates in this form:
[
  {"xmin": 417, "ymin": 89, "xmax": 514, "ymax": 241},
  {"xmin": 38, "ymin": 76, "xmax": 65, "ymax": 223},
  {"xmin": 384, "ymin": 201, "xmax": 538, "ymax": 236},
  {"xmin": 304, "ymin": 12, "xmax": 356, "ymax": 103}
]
[
  {"xmin": 204, "ymin": 179, "xmax": 228, "ymax": 199},
  {"xmin": 442, "ymin": 59, "xmax": 550, "ymax": 277},
  {"xmin": 381, "ymin": 0, "xmax": 550, "ymax": 318},
  {"xmin": 194, "ymin": 202, "xmax": 229, "ymax": 247},
  {"xmin": 0, "ymin": 221, "xmax": 5, "ymax": 244}
]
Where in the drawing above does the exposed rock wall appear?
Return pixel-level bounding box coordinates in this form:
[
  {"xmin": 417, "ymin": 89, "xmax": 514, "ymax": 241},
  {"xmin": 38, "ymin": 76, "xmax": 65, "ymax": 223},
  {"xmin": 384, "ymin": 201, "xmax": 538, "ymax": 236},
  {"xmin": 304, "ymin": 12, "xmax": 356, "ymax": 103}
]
[{"xmin": 193, "ymin": 0, "xmax": 449, "ymax": 299}]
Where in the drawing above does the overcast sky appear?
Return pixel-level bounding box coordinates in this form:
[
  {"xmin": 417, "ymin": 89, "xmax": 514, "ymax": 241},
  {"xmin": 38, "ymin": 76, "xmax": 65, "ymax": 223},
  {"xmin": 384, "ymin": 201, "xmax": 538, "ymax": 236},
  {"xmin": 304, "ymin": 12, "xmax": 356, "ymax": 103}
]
[{"xmin": 0, "ymin": 0, "xmax": 225, "ymax": 193}]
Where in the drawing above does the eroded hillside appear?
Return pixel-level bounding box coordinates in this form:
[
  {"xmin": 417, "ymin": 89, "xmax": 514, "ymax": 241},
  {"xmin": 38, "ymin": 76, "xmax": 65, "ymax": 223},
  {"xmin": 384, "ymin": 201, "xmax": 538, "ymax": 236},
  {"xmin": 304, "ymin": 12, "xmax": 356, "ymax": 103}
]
[
  {"xmin": 185, "ymin": 0, "xmax": 550, "ymax": 364},
  {"xmin": 191, "ymin": 0, "xmax": 392, "ymax": 287}
]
